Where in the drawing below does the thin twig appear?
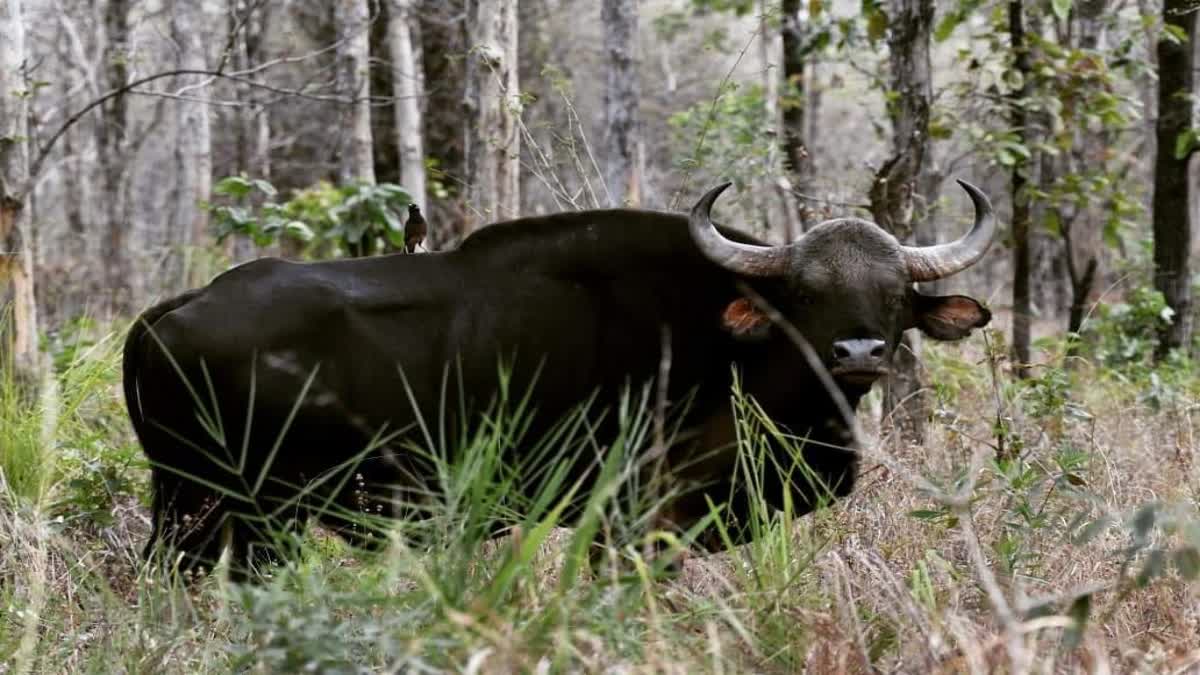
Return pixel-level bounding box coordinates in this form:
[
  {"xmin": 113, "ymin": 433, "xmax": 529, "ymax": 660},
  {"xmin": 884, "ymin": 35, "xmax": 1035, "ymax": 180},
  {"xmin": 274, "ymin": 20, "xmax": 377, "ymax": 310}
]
[
  {"xmin": 28, "ymin": 34, "xmax": 367, "ymax": 183},
  {"xmin": 670, "ymin": 23, "xmax": 761, "ymax": 210}
]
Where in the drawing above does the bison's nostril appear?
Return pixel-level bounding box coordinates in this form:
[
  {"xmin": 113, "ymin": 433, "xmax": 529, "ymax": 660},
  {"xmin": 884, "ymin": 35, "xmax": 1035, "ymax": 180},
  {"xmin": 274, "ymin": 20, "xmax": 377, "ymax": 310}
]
[{"xmin": 833, "ymin": 339, "xmax": 887, "ymax": 363}]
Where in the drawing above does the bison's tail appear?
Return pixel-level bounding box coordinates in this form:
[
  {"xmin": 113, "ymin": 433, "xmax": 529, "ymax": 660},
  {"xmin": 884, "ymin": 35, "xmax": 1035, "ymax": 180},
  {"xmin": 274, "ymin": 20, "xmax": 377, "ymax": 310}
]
[{"xmin": 122, "ymin": 290, "xmax": 201, "ymax": 444}]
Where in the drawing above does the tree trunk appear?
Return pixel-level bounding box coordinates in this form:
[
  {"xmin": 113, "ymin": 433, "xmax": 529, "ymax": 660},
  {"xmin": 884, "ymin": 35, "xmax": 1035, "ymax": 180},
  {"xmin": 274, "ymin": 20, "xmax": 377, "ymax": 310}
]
[
  {"xmin": 1009, "ymin": 0, "xmax": 1033, "ymax": 378},
  {"xmin": 601, "ymin": 0, "xmax": 641, "ymax": 207},
  {"xmin": 1152, "ymin": 0, "xmax": 1197, "ymax": 358},
  {"xmin": 388, "ymin": 0, "xmax": 427, "ymax": 213},
  {"xmin": 761, "ymin": 0, "xmax": 800, "ymax": 241},
  {"xmin": 0, "ymin": 0, "xmax": 41, "ymax": 382},
  {"xmin": 781, "ymin": 0, "xmax": 811, "ymax": 228},
  {"xmin": 465, "ymin": 0, "xmax": 520, "ymax": 225},
  {"xmin": 99, "ymin": 0, "xmax": 131, "ymax": 313},
  {"xmin": 55, "ymin": 76, "xmax": 86, "ymax": 324},
  {"xmin": 170, "ymin": 0, "xmax": 213, "ymax": 290},
  {"xmin": 868, "ymin": 0, "xmax": 934, "ymax": 444},
  {"xmin": 231, "ymin": 0, "xmax": 271, "ymax": 264},
  {"xmin": 1060, "ymin": 0, "xmax": 1108, "ymax": 353},
  {"xmin": 337, "ymin": 0, "xmax": 377, "ymax": 185},
  {"xmin": 418, "ymin": 3, "xmax": 469, "ymax": 242}
]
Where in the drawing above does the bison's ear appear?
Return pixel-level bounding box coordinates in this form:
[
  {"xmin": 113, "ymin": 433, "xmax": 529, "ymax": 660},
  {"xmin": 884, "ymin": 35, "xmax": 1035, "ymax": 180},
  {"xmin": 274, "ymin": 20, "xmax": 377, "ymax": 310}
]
[
  {"xmin": 722, "ymin": 298, "xmax": 772, "ymax": 341},
  {"xmin": 912, "ymin": 293, "xmax": 991, "ymax": 341}
]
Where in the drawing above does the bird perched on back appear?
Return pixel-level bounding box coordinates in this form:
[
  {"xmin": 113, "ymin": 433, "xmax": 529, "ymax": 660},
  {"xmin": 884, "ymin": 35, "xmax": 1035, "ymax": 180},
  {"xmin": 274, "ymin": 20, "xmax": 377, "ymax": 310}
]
[{"xmin": 405, "ymin": 204, "xmax": 427, "ymax": 253}]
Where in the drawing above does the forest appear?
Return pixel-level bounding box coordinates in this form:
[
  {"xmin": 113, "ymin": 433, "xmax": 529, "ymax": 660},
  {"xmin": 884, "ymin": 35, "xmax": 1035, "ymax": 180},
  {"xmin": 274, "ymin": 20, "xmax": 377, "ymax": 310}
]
[{"xmin": 0, "ymin": 0, "xmax": 1198, "ymax": 672}]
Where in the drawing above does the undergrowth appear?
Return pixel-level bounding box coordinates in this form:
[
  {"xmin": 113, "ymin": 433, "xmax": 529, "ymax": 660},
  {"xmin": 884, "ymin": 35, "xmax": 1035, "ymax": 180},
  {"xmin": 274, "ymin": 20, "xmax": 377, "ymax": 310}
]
[{"xmin": 0, "ymin": 313, "xmax": 1197, "ymax": 673}]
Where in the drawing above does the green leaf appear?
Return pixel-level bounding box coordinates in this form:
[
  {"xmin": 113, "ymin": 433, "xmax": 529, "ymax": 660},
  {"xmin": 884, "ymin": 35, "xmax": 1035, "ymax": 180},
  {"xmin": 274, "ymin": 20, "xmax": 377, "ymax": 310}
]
[
  {"xmin": 213, "ymin": 175, "xmax": 253, "ymax": 199},
  {"xmin": 1174, "ymin": 128, "xmax": 1200, "ymax": 159},
  {"xmin": 1102, "ymin": 215, "xmax": 1124, "ymax": 249},
  {"xmin": 1072, "ymin": 515, "xmax": 1111, "ymax": 544},
  {"xmin": 283, "ymin": 221, "xmax": 314, "ymax": 241},
  {"xmin": 908, "ymin": 509, "xmax": 947, "ymax": 521},
  {"xmin": 1043, "ymin": 209, "xmax": 1062, "ymax": 236},
  {"xmin": 386, "ymin": 229, "xmax": 406, "ymax": 249},
  {"xmin": 934, "ymin": 12, "xmax": 963, "ymax": 42},
  {"xmin": 1132, "ymin": 503, "xmax": 1158, "ymax": 542},
  {"xmin": 866, "ymin": 9, "xmax": 888, "ymax": 43},
  {"xmin": 381, "ymin": 208, "xmax": 403, "ymax": 232},
  {"xmin": 929, "ymin": 120, "xmax": 953, "ymax": 140},
  {"xmin": 1136, "ymin": 549, "xmax": 1166, "ymax": 587},
  {"xmin": 807, "ymin": 29, "xmax": 832, "ymax": 56},
  {"xmin": 1003, "ymin": 68, "xmax": 1025, "ymax": 92},
  {"xmin": 1051, "ymin": 0, "xmax": 1073, "ymax": 21},
  {"xmin": 252, "ymin": 179, "xmax": 278, "ymax": 197},
  {"xmin": 1163, "ymin": 23, "xmax": 1188, "ymax": 45},
  {"xmin": 1062, "ymin": 592, "xmax": 1091, "ymax": 649},
  {"xmin": 1174, "ymin": 547, "xmax": 1200, "ymax": 580}
]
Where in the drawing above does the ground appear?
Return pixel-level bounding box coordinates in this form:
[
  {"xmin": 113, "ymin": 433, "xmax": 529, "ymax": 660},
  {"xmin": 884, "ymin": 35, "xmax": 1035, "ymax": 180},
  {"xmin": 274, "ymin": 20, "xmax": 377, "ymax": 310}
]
[{"xmin": 1, "ymin": 320, "xmax": 1197, "ymax": 673}]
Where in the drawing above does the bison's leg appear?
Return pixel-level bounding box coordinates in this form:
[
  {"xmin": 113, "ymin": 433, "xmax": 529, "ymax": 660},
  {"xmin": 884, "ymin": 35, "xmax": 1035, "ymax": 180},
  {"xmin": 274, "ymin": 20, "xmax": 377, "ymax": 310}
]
[
  {"xmin": 224, "ymin": 512, "xmax": 302, "ymax": 582},
  {"xmin": 144, "ymin": 469, "xmax": 230, "ymax": 578}
]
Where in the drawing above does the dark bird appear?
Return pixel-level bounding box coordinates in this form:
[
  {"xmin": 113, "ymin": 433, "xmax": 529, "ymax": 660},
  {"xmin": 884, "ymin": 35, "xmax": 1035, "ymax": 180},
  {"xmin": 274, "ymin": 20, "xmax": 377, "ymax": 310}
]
[{"xmin": 405, "ymin": 204, "xmax": 427, "ymax": 253}]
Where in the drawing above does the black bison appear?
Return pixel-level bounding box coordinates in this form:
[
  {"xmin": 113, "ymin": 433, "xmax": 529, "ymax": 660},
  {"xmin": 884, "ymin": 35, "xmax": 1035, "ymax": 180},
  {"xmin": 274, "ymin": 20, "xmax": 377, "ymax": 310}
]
[{"xmin": 123, "ymin": 181, "xmax": 994, "ymax": 576}]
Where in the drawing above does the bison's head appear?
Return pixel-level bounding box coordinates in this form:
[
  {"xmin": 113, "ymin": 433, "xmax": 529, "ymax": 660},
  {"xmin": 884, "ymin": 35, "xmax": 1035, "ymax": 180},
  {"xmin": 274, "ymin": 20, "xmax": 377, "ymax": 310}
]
[{"xmin": 692, "ymin": 180, "xmax": 993, "ymax": 391}]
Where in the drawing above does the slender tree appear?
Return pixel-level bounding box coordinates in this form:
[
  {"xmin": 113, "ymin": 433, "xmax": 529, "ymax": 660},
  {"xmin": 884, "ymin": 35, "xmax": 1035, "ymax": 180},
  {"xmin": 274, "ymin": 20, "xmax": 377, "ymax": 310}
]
[
  {"xmin": 601, "ymin": 0, "xmax": 642, "ymax": 206},
  {"xmin": 388, "ymin": 0, "xmax": 427, "ymax": 212},
  {"xmin": 337, "ymin": 0, "xmax": 377, "ymax": 185},
  {"xmin": 761, "ymin": 0, "xmax": 801, "ymax": 241},
  {"xmin": 0, "ymin": 0, "xmax": 40, "ymax": 381},
  {"xmin": 1009, "ymin": 0, "xmax": 1033, "ymax": 378},
  {"xmin": 171, "ymin": 0, "xmax": 213, "ymax": 289},
  {"xmin": 1152, "ymin": 0, "xmax": 1197, "ymax": 358},
  {"xmin": 465, "ymin": 0, "xmax": 520, "ymax": 224},
  {"xmin": 230, "ymin": 0, "xmax": 272, "ymax": 263},
  {"xmin": 781, "ymin": 0, "xmax": 810, "ymax": 207},
  {"xmin": 99, "ymin": 0, "xmax": 131, "ymax": 311},
  {"xmin": 1061, "ymin": 0, "xmax": 1109, "ymax": 345},
  {"xmin": 867, "ymin": 0, "xmax": 935, "ymax": 443}
]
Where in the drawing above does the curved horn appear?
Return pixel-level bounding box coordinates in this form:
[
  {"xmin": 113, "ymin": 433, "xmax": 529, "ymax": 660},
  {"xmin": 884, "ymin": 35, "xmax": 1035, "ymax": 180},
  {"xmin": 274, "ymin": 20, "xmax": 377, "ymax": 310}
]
[
  {"xmin": 902, "ymin": 179, "xmax": 996, "ymax": 282},
  {"xmin": 688, "ymin": 182, "xmax": 792, "ymax": 277}
]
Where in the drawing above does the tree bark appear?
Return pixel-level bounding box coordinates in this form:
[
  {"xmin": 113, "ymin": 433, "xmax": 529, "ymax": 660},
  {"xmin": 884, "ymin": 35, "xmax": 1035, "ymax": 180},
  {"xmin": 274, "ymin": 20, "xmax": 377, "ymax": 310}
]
[
  {"xmin": 170, "ymin": 0, "xmax": 213, "ymax": 290},
  {"xmin": 337, "ymin": 0, "xmax": 377, "ymax": 185},
  {"xmin": 1060, "ymin": 0, "xmax": 1108, "ymax": 352},
  {"xmin": 388, "ymin": 0, "xmax": 427, "ymax": 213},
  {"xmin": 465, "ymin": 0, "xmax": 520, "ymax": 225},
  {"xmin": 781, "ymin": 0, "xmax": 810, "ymax": 211},
  {"xmin": 868, "ymin": 0, "xmax": 935, "ymax": 444},
  {"xmin": 1152, "ymin": 0, "xmax": 1197, "ymax": 358},
  {"xmin": 230, "ymin": 0, "xmax": 271, "ymax": 263},
  {"xmin": 0, "ymin": 0, "xmax": 41, "ymax": 382},
  {"xmin": 98, "ymin": 0, "xmax": 131, "ymax": 312},
  {"xmin": 601, "ymin": 0, "xmax": 641, "ymax": 207},
  {"xmin": 1009, "ymin": 0, "xmax": 1033, "ymax": 378},
  {"xmin": 761, "ymin": 0, "xmax": 801, "ymax": 241}
]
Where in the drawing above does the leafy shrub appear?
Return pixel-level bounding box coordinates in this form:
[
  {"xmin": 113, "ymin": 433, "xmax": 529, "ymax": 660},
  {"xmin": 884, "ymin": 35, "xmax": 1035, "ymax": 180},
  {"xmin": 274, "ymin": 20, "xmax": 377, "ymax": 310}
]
[
  {"xmin": 207, "ymin": 176, "xmax": 413, "ymax": 259},
  {"xmin": 40, "ymin": 316, "xmax": 100, "ymax": 374},
  {"xmin": 1081, "ymin": 285, "xmax": 1174, "ymax": 368},
  {"xmin": 53, "ymin": 435, "xmax": 146, "ymax": 527},
  {"xmin": 667, "ymin": 84, "xmax": 775, "ymax": 228}
]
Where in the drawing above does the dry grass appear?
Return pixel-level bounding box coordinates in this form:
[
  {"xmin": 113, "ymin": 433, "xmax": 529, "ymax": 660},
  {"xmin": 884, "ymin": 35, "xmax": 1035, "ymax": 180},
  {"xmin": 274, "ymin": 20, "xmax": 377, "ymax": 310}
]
[{"xmin": 0, "ymin": 324, "xmax": 1198, "ymax": 673}]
